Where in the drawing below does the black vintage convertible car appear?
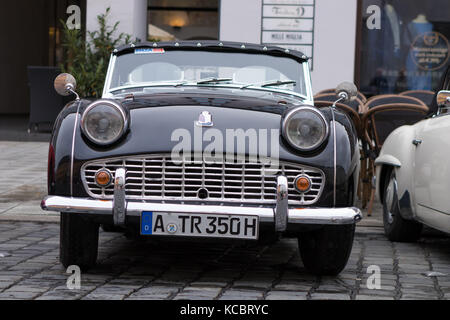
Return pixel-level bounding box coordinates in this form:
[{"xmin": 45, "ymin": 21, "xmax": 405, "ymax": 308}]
[{"xmin": 42, "ymin": 41, "xmax": 362, "ymax": 275}]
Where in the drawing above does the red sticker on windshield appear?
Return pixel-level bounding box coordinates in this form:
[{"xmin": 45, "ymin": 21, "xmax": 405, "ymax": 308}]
[{"xmin": 134, "ymin": 48, "xmax": 165, "ymax": 54}]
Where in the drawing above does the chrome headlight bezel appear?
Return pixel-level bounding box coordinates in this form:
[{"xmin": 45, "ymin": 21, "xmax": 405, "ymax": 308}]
[
  {"xmin": 80, "ymin": 100, "xmax": 128, "ymax": 145},
  {"xmin": 282, "ymin": 106, "xmax": 329, "ymax": 152}
]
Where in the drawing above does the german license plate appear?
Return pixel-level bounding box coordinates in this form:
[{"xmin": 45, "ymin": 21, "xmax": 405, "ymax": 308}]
[{"xmin": 141, "ymin": 212, "xmax": 259, "ymax": 240}]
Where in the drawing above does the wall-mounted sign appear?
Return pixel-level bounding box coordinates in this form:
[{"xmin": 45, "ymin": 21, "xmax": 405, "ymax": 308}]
[
  {"xmin": 261, "ymin": 0, "xmax": 315, "ymax": 69},
  {"xmin": 410, "ymin": 31, "xmax": 450, "ymax": 71},
  {"xmin": 262, "ymin": 18, "xmax": 313, "ymax": 31},
  {"xmin": 263, "ymin": 5, "xmax": 314, "ymax": 18}
]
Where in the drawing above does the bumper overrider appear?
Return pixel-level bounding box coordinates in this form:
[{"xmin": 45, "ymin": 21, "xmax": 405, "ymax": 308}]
[{"xmin": 41, "ymin": 172, "xmax": 362, "ymax": 231}]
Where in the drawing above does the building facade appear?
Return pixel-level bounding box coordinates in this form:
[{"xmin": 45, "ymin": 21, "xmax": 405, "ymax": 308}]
[{"xmin": 0, "ymin": 0, "xmax": 449, "ymax": 115}]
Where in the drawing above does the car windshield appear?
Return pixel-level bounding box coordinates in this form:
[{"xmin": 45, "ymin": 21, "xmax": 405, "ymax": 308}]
[{"xmin": 108, "ymin": 49, "xmax": 308, "ymax": 97}]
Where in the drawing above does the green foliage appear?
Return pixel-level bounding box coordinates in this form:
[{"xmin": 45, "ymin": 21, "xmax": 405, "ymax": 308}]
[{"xmin": 60, "ymin": 7, "xmax": 132, "ymax": 98}]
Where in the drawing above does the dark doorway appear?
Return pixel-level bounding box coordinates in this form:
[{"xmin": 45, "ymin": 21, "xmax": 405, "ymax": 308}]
[{"xmin": 0, "ymin": 0, "xmax": 86, "ymax": 115}]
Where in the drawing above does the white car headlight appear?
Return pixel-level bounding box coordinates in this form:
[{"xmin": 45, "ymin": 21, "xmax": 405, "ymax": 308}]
[
  {"xmin": 282, "ymin": 106, "xmax": 329, "ymax": 151},
  {"xmin": 81, "ymin": 100, "xmax": 127, "ymax": 145}
]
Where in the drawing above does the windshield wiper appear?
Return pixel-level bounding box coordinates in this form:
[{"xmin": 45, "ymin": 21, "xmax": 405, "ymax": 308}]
[
  {"xmin": 196, "ymin": 77, "xmax": 233, "ymax": 85},
  {"xmin": 240, "ymin": 79, "xmax": 296, "ymax": 89}
]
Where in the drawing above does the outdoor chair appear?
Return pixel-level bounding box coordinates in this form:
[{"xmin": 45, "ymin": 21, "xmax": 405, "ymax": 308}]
[
  {"xmin": 314, "ymin": 93, "xmax": 365, "ymax": 136},
  {"xmin": 399, "ymin": 90, "xmax": 435, "ymax": 108},
  {"xmin": 316, "ymin": 89, "xmax": 367, "ymax": 103},
  {"xmin": 360, "ymin": 94, "xmax": 429, "ymax": 215}
]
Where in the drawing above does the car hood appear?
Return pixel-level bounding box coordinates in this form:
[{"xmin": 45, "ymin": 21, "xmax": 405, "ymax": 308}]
[
  {"xmin": 117, "ymin": 86, "xmax": 310, "ymax": 115},
  {"xmin": 70, "ymin": 87, "xmax": 338, "ymax": 166}
]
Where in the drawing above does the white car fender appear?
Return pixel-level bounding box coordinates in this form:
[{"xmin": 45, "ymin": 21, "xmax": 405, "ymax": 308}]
[{"xmin": 374, "ymin": 125, "xmax": 417, "ymax": 219}]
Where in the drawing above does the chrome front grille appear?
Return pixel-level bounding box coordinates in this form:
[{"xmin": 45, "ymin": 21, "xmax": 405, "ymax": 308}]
[{"xmin": 81, "ymin": 154, "xmax": 325, "ymax": 205}]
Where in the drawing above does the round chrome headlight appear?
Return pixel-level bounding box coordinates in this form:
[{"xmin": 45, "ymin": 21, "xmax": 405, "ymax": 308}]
[
  {"xmin": 282, "ymin": 106, "xmax": 329, "ymax": 151},
  {"xmin": 81, "ymin": 100, "xmax": 127, "ymax": 145}
]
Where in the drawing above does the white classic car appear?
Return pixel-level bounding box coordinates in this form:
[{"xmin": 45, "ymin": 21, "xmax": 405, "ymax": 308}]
[{"xmin": 375, "ymin": 89, "xmax": 450, "ymax": 241}]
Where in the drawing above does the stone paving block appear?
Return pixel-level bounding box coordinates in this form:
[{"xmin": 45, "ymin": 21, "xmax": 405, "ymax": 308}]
[
  {"xmin": 4, "ymin": 285, "xmax": 49, "ymax": 293},
  {"xmin": 219, "ymin": 289, "xmax": 264, "ymax": 300},
  {"xmin": 82, "ymin": 293, "xmax": 126, "ymax": 300},
  {"xmin": 357, "ymin": 289, "xmax": 396, "ymax": 297},
  {"xmin": 189, "ymin": 281, "xmax": 228, "ymax": 288},
  {"xmin": 265, "ymin": 290, "xmax": 307, "ymax": 300},
  {"xmin": 401, "ymin": 288, "xmax": 439, "ymax": 296},
  {"xmin": 400, "ymin": 294, "xmax": 439, "ymax": 300},
  {"xmin": 273, "ymin": 282, "xmax": 313, "ymax": 292},
  {"xmin": 0, "ymin": 274, "xmax": 22, "ymax": 282},
  {"xmin": 398, "ymin": 276, "xmax": 435, "ymax": 285},
  {"xmin": 107, "ymin": 278, "xmax": 151, "ymax": 286},
  {"xmin": 314, "ymin": 284, "xmax": 350, "ymax": 294},
  {"xmin": 131, "ymin": 285, "xmax": 181, "ymax": 297},
  {"xmin": 355, "ymin": 295, "xmax": 394, "ymax": 300},
  {"xmin": 91, "ymin": 284, "xmax": 138, "ymax": 294},
  {"xmin": 173, "ymin": 287, "xmax": 222, "ymax": 300},
  {"xmin": 0, "ymin": 291, "xmax": 41, "ymax": 299},
  {"xmin": 0, "ymin": 281, "xmax": 14, "ymax": 289},
  {"xmin": 400, "ymin": 283, "xmax": 437, "ymax": 291},
  {"xmin": 232, "ymin": 279, "xmax": 273, "ymax": 290},
  {"xmin": 125, "ymin": 294, "xmax": 169, "ymax": 300},
  {"xmin": 310, "ymin": 293, "xmax": 351, "ymax": 300}
]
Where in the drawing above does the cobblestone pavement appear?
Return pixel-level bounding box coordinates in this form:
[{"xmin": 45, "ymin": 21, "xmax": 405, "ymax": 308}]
[
  {"xmin": 0, "ymin": 141, "xmax": 51, "ymax": 220},
  {"xmin": 0, "ymin": 141, "xmax": 449, "ymax": 300},
  {"xmin": 0, "ymin": 221, "xmax": 449, "ymax": 300}
]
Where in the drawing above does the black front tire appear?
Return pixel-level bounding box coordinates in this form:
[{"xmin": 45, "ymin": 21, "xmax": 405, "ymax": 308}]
[
  {"xmin": 60, "ymin": 212, "xmax": 99, "ymax": 271},
  {"xmin": 298, "ymin": 224, "xmax": 355, "ymax": 276},
  {"xmin": 101, "ymin": 224, "xmax": 125, "ymax": 233},
  {"xmin": 382, "ymin": 168, "xmax": 422, "ymax": 242}
]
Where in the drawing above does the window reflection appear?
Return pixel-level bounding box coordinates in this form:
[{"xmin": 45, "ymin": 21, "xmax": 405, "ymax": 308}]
[
  {"xmin": 359, "ymin": 0, "xmax": 450, "ymax": 97},
  {"xmin": 147, "ymin": 0, "xmax": 219, "ymax": 41}
]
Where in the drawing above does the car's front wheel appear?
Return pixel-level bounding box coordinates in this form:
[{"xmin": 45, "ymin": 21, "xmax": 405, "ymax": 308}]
[
  {"xmin": 60, "ymin": 212, "xmax": 99, "ymax": 271},
  {"xmin": 298, "ymin": 224, "xmax": 355, "ymax": 275},
  {"xmin": 382, "ymin": 168, "xmax": 422, "ymax": 242}
]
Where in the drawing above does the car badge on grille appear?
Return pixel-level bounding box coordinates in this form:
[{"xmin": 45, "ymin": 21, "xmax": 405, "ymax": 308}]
[{"xmin": 195, "ymin": 111, "xmax": 213, "ymax": 127}]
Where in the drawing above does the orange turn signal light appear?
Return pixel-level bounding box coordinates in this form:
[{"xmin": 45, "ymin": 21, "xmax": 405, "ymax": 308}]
[
  {"xmin": 294, "ymin": 176, "xmax": 311, "ymax": 193},
  {"xmin": 95, "ymin": 170, "xmax": 112, "ymax": 187}
]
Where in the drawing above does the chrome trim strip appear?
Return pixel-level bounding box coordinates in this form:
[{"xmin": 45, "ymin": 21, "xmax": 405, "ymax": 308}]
[
  {"xmin": 330, "ymin": 107, "xmax": 337, "ymax": 207},
  {"xmin": 41, "ymin": 196, "xmax": 362, "ymax": 225},
  {"xmin": 113, "ymin": 168, "xmax": 126, "ymax": 226},
  {"xmin": 102, "ymin": 54, "xmax": 116, "ymax": 98},
  {"xmin": 275, "ymin": 176, "xmax": 288, "ymax": 231},
  {"xmin": 303, "ymin": 60, "xmax": 314, "ymax": 102},
  {"xmin": 70, "ymin": 101, "xmax": 82, "ymax": 196}
]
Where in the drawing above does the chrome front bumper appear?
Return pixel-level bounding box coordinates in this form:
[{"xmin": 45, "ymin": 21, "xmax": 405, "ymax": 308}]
[
  {"xmin": 41, "ymin": 197, "xmax": 361, "ymax": 227},
  {"xmin": 41, "ymin": 172, "xmax": 361, "ymax": 230}
]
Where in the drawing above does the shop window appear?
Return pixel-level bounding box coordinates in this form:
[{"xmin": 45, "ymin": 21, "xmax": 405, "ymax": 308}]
[
  {"xmin": 357, "ymin": 0, "xmax": 450, "ymax": 97},
  {"xmin": 147, "ymin": 0, "xmax": 219, "ymax": 41}
]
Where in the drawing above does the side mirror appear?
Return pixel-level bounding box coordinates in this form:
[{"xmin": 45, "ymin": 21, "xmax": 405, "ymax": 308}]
[
  {"xmin": 335, "ymin": 82, "xmax": 358, "ymax": 102},
  {"xmin": 436, "ymin": 90, "xmax": 450, "ymax": 115},
  {"xmin": 54, "ymin": 73, "xmax": 78, "ymax": 98},
  {"xmin": 437, "ymin": 90, "xmax": 450, "ymax": 107}
]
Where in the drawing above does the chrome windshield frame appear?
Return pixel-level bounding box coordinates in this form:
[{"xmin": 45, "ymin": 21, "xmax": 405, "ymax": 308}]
[{"xmin": 102, "ymin": 51, "xmax": 314, "ymax": 103}]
